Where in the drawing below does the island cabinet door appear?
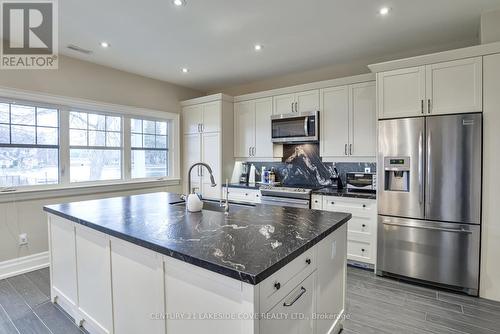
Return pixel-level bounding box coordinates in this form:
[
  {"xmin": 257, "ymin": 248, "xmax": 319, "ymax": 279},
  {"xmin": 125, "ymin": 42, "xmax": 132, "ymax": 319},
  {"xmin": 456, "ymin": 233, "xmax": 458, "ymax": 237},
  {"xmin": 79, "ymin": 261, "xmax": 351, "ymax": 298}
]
[
  {"xmin": 110, "ymin": 238, "xmax": 165, "ymax": 334},
  {"xmin": 75, "ymin": 225, "xmax": 113, "ymax": 334},
  {"xmin": 48, "ymin": 215, "xmax": 78, "ymax": 321},
  {"xmin": 316, "ymin": 224, "xmax": 347, "ymax": 334},
  {"xmin": 260, "ymin": 271, "xmax": 316, "ymax": 334}
]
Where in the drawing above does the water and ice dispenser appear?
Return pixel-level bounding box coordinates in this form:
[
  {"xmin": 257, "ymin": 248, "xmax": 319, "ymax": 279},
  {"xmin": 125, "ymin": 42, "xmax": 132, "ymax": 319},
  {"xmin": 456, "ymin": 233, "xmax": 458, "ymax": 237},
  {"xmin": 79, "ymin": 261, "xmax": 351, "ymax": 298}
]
[{"xmin": 384, "ymin": 157, "xmax": 410, "ymax": 192}]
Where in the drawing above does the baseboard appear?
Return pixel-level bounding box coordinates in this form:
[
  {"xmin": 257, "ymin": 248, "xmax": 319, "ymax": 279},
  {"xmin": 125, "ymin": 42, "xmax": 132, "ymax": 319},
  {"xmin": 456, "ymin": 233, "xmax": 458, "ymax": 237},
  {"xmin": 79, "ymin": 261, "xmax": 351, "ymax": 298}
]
[{"xmin": 0, "ymin": 252, "xmax": 49, "ymax": 280}]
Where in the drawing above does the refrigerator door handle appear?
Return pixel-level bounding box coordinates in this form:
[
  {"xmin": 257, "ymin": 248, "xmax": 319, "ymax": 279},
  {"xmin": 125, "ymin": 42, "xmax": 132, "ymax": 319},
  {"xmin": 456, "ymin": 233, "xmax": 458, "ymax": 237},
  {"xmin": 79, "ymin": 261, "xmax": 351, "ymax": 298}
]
[
  {"xmin": 382, "ymin": 222, "xmax": 473, "ymax": 234},
  {"xmin": 418, "ymin": 130, "xmax": 424, "ymax": 205},
  {"xmin": 427, "ymin": 131, "xmax": 432, "ymax": 206}
]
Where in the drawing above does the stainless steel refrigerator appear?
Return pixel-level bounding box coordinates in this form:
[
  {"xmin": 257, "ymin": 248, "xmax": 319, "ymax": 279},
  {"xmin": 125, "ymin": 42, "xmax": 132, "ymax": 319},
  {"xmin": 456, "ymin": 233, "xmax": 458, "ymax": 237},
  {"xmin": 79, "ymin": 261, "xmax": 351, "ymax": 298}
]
[{"xmin": 377, "ymin": 113, "xmax": 482, "ymax": 296}]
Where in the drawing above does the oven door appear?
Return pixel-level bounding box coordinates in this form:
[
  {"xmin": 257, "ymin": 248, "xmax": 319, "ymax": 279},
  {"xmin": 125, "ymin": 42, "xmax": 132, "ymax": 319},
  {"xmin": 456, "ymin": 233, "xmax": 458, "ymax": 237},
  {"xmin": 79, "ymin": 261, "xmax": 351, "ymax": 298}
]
[
  {"xmin": 271, "ymin": 111, "xmax": 318, "ymax": 143},
  {"xmin": 260, "ymin": 196, "xmax": 310, "ymax": 209}
]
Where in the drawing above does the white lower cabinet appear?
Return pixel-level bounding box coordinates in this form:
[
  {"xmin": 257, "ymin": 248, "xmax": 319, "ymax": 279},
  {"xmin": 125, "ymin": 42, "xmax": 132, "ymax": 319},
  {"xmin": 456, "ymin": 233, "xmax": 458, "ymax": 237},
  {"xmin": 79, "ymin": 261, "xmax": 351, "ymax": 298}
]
[
  {"xmin": 223, "ymin": 187, "xmax": 261, "ymax": 203},
  {"xmin": 110, "ymin": 237, "xmax": 165, "ymax": 334},
  {"xmin": 75, "ymin": 225, "xmax": 113, "ymax": 334},
  {"xmin": 48, "ymin": 214, "xmax": 347, "ymax": 334},
  {"xmin": 318, "ymin": 195, "xmax": 377, "ymax": 266}
]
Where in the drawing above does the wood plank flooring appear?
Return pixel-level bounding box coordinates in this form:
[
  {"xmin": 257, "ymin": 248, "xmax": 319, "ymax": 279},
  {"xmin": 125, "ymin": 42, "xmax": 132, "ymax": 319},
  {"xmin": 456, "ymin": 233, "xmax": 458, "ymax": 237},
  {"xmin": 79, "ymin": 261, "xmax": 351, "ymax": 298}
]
[{"xmin": 0, "ymin": 266, "xmax": 499, "ymax": 333}]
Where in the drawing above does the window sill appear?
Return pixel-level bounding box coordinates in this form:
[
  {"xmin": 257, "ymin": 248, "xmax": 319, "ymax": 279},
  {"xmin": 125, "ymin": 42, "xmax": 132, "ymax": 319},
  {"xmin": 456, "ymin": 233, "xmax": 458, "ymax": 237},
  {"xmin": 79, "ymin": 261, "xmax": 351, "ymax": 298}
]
[{"xmin": 0, "ymin": 178, "xmax": 181, "ymax": 203}]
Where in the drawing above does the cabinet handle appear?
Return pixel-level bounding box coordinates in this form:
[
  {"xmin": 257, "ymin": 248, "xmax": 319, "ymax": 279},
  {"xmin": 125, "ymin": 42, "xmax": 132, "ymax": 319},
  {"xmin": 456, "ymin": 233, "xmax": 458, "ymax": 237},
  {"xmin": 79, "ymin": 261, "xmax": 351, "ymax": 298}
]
[
  {"xmin": 361, "ymin": 248, "xmax": 366, "ymax": 252},
  {"xmin": 362, "ymin": 204, "xmax": 366, "ymax": 208},
  {"xmin": 283, "ymin": 287, "xmax": 307, "ymax": 307},
  {"xmin": 314, "ymin": 200, "xmax": 318, "ymax": 203},
  {"xmin": 349, "ymin": 144, "xmax": 352, "ymax": 155},
  {"xmin": 248, "ymin": 147, "xmax": 251, "ymax": 157},
  {"xmin": 274, "ymin": 282, "xmax": 281, "ymax": 290},
  {"xmin": 252, "ymin": 147, "xmax": 256, "ymax": 156},
  {"xmin": 362, "ymin": 224, "xmax": 366, "ymax": 228},
  {"xmin": 344, "ymin": 144, "xmax": 348, "ymax": 156},
  {"xmin": 428, "ymin": 99, "xmax": 431, "ymax": 114},
  {"xmin": 295, "ymin": 102, "xmax": 298, "ymax": 112},
  {"xmin": 291, "ymin": 102, "xmax": 294, "ymax": 113},
  {"xmin": 421, "ymin": 100, "xmax": 424, "ymax": 114},
  {"xmin": 331, "ymin": 201, "xmax": 335, "ymax": 205},
  {"xmin": 305, "ymin": 258, "xmax": 311, "ymax": 265}
]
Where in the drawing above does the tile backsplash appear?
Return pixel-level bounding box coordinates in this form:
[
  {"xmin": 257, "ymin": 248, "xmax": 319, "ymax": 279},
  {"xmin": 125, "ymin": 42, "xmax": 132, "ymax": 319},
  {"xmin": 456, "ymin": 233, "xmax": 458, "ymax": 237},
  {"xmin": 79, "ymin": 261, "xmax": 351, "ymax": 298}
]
[{"xmin": 245, "ymin": 144, "xmax": 376, "ymax": 188}]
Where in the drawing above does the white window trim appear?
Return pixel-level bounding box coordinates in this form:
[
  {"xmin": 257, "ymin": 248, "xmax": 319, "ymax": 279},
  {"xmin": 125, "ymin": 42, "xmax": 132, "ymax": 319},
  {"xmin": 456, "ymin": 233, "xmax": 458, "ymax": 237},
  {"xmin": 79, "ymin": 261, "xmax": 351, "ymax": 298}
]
[{"xmin": 0, "ymin": 86, "xmax": 181, "ymax": 196}]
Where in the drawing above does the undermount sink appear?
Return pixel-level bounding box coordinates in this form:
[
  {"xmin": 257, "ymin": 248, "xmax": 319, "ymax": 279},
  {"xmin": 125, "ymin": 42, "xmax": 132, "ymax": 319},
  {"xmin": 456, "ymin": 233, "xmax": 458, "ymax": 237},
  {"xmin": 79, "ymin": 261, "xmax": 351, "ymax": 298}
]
[{"xmin": 170, "ymin": 199, "xmax": 255, "ymax": 213}]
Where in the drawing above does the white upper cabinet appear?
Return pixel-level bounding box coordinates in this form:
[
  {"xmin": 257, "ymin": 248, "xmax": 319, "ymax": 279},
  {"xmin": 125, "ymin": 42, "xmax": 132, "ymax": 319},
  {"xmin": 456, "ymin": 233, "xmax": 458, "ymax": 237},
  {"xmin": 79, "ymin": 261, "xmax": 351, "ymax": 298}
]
[
  {"xmin": 183, "ymin": 104, "xmax": 203, "ymax": 135},
  {"xmin": 234, "ymin": 101, "xmax": 255, "ymax": 158},
  {"xmin": 202, "ymin": 101, "xmax": 222, "ymax": 132},
  {"xmin": 377, "ymin": 57, "xmax": 483, "ymax": 119},
  {"xmin": 426, "ymin": 57, "xmax": 482, "ymax": 115},
  {"xmin": 320, "ymin": 82, "xmax": 376, "ymax": 158},
  {"xmin": 254, "ymin": 98, "xmax": 274, "ymax": 158},
  {"xmin": 350, "ymin": 82, "xmax": 377, "ymax": 157},
  {"xmin": 377, "ymin": 66, "xmax": 426, "ymax": 119},
  {"xmin": 273, "ymin": 93, "xmax": 296, "ymax": 115},
  {"xmin": 295, "ymin": 90, "xmax": 320, "ymax": 113},
  {"xmin": 234, "ymin": 97, "xmax": 277, "ymax": 159},
  {"xmin": 320, "ymin": 86, "xmax": 350, "ymax": 157},
  {"xmin": 183, "ymin": 101, "xmax": 221, "ymax": 134},
  {"xmin": 273, "ymin": 90, "xmax": 319, "ymax": 114}
]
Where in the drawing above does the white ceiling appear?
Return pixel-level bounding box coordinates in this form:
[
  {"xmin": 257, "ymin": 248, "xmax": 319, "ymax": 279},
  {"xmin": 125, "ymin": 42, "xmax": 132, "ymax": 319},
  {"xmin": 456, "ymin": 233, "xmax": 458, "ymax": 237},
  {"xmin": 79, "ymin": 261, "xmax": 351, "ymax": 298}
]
[{"xmin": 60, "ymin": 0, "xmax": 500, "ymax": 92}]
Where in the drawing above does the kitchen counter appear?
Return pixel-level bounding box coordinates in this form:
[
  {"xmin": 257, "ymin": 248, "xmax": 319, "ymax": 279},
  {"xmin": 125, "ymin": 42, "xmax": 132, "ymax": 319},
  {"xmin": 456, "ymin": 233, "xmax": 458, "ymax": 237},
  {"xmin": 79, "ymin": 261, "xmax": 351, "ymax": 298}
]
[
  {"xmin": 44, "ymin": 192, "xmax": 351, "ymax": 285},
  {"xmin": 313, "ymin": 187, "xmax": 377, "ymax": 200},
  {"xmin": 226, "ymin": 182, "xmax": 261, "ymax": 190}
]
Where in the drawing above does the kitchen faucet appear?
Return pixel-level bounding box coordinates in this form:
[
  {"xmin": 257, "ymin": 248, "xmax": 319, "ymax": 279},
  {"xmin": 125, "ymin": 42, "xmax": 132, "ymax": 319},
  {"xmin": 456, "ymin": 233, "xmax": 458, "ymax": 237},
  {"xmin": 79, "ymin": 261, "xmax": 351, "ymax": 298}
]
[{"xmin": 187, "ymin": 162, "xmax": 217, "ymax": 194}]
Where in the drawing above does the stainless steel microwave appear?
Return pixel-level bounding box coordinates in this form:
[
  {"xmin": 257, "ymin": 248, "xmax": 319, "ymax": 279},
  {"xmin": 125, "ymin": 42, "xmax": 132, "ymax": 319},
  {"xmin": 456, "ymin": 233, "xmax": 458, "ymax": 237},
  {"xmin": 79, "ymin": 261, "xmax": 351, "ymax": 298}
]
[
  {"xmin": 271, "ymin": 111, "xmax": 318, "ymax": 143},
  {"xmin": 346, "ymin": 172, "xmax": 377, "ymax": 191}
]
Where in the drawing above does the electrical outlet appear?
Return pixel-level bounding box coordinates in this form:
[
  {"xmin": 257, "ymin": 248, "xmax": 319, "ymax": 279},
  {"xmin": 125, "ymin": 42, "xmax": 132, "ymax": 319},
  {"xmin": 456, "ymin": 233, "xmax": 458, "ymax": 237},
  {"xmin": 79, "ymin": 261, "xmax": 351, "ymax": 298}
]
[{"xmin": 18, "ymin": 233, "xmax": 28, "ymax": 246}]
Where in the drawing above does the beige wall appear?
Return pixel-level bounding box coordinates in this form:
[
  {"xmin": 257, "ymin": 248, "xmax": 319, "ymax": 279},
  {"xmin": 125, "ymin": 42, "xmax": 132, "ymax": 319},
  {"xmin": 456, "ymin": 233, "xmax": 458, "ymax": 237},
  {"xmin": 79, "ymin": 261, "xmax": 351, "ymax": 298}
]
[
  {"xmin": 211, "ymin": 39, "xmax": 478, "ymax": 96},
  {"xmin": 481, "ymin": 9, "xmax": 500, "ymax": 44},
  {"xmin": 0, "ymin": 55, "xmax": 204, "ymax": 112}
]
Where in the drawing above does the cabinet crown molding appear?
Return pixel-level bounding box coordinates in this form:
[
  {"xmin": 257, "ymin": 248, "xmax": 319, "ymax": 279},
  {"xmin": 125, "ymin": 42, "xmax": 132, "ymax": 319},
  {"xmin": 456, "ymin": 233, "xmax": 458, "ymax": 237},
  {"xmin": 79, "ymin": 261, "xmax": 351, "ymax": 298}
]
[
  {"xmin": 181, "ymin": 93, "xmax": 234, "ymax": 107},
  {"xmin": 368, "ymin": 41, "xmax": 500, "ymax": 73}
]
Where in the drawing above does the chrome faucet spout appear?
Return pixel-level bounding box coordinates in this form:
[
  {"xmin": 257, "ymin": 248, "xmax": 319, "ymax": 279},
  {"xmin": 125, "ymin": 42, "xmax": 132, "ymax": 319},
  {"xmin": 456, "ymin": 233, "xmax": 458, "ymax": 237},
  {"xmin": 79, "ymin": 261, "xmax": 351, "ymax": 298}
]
[{"xmin": 187, "ymin": 162, "xmax": 217, "ymax": 194}]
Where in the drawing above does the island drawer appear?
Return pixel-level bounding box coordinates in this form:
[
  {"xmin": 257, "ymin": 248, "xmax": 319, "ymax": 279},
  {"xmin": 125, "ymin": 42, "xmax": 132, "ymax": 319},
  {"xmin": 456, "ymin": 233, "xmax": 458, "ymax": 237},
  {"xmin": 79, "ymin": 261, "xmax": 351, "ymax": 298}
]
[
  {"xmin": 322, "ymin": 196, "xmax": 376, "ymax": 218},
  {"xmin": 347, "ymin": 239, "xmax": 373, "ymax": 263},
  {"xmin": 259, "ymin": 247, "xmax": 316, "ymax": 313},
  {"xmin": 348, "ymin": 216, "xmax": 374, "ymax": 235}
]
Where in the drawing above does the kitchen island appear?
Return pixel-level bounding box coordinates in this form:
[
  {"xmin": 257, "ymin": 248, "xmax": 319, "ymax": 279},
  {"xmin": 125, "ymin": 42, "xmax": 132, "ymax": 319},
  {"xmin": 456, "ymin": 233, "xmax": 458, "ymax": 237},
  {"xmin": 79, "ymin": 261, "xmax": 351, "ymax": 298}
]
[{"xmin": 43, "ymin": 192, "xmax": 350, "ymax": 334}]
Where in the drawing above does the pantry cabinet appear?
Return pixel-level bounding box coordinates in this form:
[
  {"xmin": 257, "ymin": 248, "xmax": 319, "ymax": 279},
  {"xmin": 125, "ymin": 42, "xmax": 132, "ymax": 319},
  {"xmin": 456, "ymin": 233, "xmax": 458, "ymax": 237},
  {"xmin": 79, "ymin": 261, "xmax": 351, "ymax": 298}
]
[
  {"xmin": 320, "ymin": 81, "xmax": 376, "ymax": 158},
  {"xmin": 273, "ymin": 90, "xmax": 319, "ymax": 114},
  {"xmin": 182, "ymin": 94, "xmax": 234, "ymax": 199},
  {"xmin": 377, "ymin": 57, "xmax": 482, "ymax": 119},
  {"xmin": 234, "ymin": 97, "xmax": 282, "ymax": 159}
]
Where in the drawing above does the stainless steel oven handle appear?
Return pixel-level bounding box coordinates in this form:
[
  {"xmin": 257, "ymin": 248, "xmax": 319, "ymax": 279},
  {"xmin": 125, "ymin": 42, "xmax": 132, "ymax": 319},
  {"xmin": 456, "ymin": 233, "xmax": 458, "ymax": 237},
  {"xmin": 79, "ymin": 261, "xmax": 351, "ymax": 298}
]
[
  {"xmin": 260, "ymin": 196, "xmax": 310, "ymax": 205},
  {"xmin": 382, "ymin": 222, "xmax": 473, "ymax": 234},
  {"xmin": 304, "ymin": 117, "xmax": 309, "ymax": 136},
  {"xmin": 283, "ymin": 287, "xmax": 306, "ymax": 307}
]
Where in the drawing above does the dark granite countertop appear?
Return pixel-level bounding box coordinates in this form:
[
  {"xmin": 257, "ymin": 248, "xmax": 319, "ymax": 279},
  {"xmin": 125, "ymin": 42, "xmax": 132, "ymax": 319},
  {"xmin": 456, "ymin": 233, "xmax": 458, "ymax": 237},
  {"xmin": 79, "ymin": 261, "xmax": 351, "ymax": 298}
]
[
  {"xmin": 43, "ymin": 192, "xmax": 350, "ymax": 285},
  {"xmin": 312, "ymin": 187, "xmax": 377, "ymax": 200}
]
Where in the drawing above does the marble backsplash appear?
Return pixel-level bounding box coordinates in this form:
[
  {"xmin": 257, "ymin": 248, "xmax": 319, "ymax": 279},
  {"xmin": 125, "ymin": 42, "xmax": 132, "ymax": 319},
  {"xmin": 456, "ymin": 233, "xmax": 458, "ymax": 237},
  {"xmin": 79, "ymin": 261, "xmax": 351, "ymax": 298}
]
[{"xmin": 244, "ymin": 144, "xmax": 376, "ymax": 188}]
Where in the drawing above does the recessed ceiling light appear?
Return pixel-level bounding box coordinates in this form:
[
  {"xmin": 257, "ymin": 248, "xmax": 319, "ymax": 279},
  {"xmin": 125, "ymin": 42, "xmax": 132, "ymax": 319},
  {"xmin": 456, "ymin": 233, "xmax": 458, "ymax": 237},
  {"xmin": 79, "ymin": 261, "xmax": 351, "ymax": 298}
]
[
  {"xmin": 100, "ymin": 41, "xmax": 110, "ymax": 48},
  {"xmin": 173, "ymin": 0, "xmax": 186, "ymax": 6},
  {"xmin": 379, "ymin": 7, "xmax": 390, "ymax": 15},
  {"xmin": 254, "ymin": 44, "xmax": 263, "ymax": 51},
  {"xmin": 181, "ymin": 68, "xmax": 189, "ymax": 73}
]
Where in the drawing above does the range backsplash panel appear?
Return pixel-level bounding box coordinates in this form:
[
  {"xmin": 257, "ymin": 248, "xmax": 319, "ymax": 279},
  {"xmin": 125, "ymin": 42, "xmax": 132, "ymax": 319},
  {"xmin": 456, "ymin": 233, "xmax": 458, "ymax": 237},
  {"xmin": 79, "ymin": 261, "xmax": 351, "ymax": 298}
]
[{"xmin": 247, "ymin": 144, "xmax": 376, "ymax": 188}]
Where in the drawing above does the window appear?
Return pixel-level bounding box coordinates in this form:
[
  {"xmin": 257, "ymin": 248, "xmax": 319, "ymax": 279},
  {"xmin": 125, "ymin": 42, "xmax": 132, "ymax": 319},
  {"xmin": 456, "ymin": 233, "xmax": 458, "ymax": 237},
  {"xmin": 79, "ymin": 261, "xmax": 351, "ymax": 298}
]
[
  {"xmin": 0, "ymin": 102, "xmax": 59, "ymax": 187},
  {"xmin": 69, "ymin": 111, "xmax": 122, "ymax": 182},
  {"xmin": 131, "ymin": 118, "xmax": 168, "ymax": 178}
]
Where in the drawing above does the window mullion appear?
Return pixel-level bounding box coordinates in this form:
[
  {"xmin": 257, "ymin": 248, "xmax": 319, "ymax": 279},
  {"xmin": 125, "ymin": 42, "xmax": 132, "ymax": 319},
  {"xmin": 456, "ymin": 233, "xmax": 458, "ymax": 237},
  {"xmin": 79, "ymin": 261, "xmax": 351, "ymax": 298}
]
[
  {"xmin": 59, "ymin": 109, "xmax": 70, "ymax": 185},
  {"xmin": 123, "ymin": 116, "xmax": 131, "ymax": 180}
]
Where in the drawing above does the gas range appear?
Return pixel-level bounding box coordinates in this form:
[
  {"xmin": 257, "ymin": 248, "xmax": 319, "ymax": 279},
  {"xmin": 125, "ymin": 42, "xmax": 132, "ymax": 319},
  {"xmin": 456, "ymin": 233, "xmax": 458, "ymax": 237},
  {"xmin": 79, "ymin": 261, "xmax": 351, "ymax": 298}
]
[{"xmin": 259, "ymin": 185, "xmax": 312, "ymax": 208}]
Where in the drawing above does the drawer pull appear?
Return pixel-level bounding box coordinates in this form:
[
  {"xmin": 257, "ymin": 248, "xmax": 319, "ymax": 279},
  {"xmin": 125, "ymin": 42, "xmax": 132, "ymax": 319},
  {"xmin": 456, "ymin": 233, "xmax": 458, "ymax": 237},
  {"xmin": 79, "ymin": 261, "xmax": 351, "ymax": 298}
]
[
  {"xmin": 362, "ymin": 204, "xmax": 366, "ymax": 208},
  {"xmin": 361, "ymin": 248, "xmax": 366, "ymax": 252},
  {"xmin": 274, "ymin": 282, "xmax": 281, "ymax": 290},
  {"xmin": 283, "ymin": 287, "xmax": 307, "ymax": 307},
  {"xmin": 305, "ymin": 258, "xmax": 311, "ymax": 265},
  {"xmin": 331, "ymin": 201, "xmax": 335, "ymax": 205},
  {"xmin": 245, "ymin": 193, "xmax": 249, "ymax": 196},
  {"xmin": 362, "ymin": 224, "xmax": 366, "ymax": 228}
]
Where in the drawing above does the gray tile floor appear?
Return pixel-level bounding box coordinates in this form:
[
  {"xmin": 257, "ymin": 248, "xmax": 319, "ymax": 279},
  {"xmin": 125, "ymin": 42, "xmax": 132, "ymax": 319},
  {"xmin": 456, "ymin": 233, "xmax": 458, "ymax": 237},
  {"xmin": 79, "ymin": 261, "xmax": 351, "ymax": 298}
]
[{"xmin": 0, "ymin": 266, "xmax": 499, "ymax": 333}]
